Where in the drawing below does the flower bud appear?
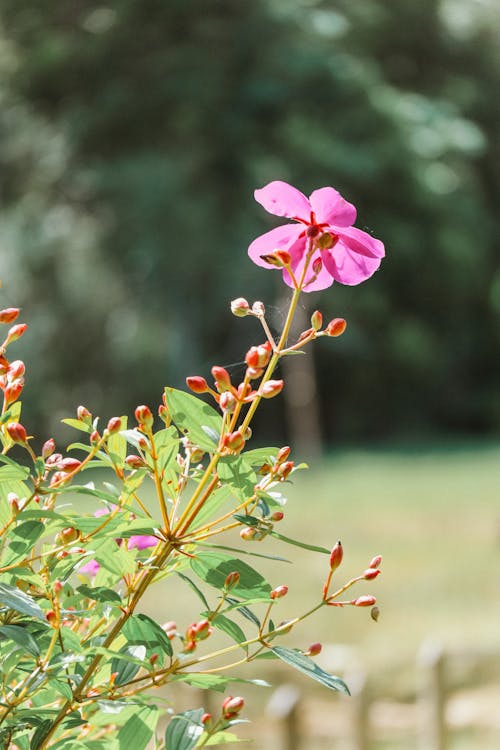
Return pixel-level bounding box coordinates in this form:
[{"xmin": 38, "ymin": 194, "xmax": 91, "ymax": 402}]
[
  {"xmin": 245, "ymin": 342, "xmax": 272, "ymax": 369},
  {"xmin": 231, "ymin": 298, "xmax": 250, "ymax": 317},
  {"xmin": 222, "ymin": 696, "xmax": 245, "ymax": 720},
  {"xmin": 260, "ymin": 379, "xmax": 284, "ymax": 399},
  {"xmin": 318, "ymin": 232, "xmax": 338, "ymax": 250},
  {"xmin": 149, "ymin": 653, "xmax": 159, "ymax": 665},
  {"xmin": 224, "ymin": 571, "xmax": 240, "ymax": 590},
  {"xmin": 194, "ymin": 619, "xmax": 213, "ymax": 640},
  {"xmin": 8, "ymin": 360, "xmax": 25, "ymax": 379},
  {"xmin": 329, "ymin": 541, "xmax": 343, "ymax": 572},
  {"xmin": 90, "ymin": 430, "xmax": 100, "ymax": 444},
  {"xmin": 277, "ymin": 460, "xmax": 294, "ymax": 479},
  {"xmin": 57, "ymin": 527, "xmax": 80, "ymax": 544},
  {"xmin": 125, "ymin": 454, "xmax": 144, "ymax": 469},
  {"xmin": 46, "ymin": 610, "xmax": 58, "ymax": 626},
  {"xmin": 277, "ymin": 446, "xmax": 291, "ymax": 463},
  {"xmin": 5, "ymin": 323, "xmax": 27, "ymax": 345},
  {"xmin": 42, "ymin": 438, "xmax": 56, "ymax": 459},
  {"xmin": 161, "ymin": 621, "xmax": 177, "ymax": 639},
  {"xmin": 305, "ymin": 642, "xmax": 322, "ymax": 657},
  {"xmin": 135, "ymin": 404, "xmax": 154, "ymax": 429},
  {"xmin": 252, "ymin": 301, "xmax": 265, "ymax": 316},
  {"xmin": 369, "ymin": 555, "xmax": 382, "ymax": 569},
  {"xmin": 211, "ymin": 366, "xmax": 232, "ymax": 393},
  {"xmin": 107, "ymin": 417, "xmax": 122, "ymax": 434},
  {"xmin": 311, "ymin": 310, "xmax": 323, "ymax": 331},
  {"xmin": 77, "ymin": 406, "xmax": 92, "ymax": 424},
  {"xmin": 312, "ymin": 257, "xmax": 323, "ymax": 275},
  {"xmin": 54, "ymin": 580, "xmax": 63, "ymax": 593},
  {"xmin": 3, "ymin": 379, "xmax": 24, "ymax": 405},
  {"xmin": 0, "ymin": 308, "xmax": 20, "ymax": 324},
  {"xmin": 270, "ymin": 511, "xmax": 284, "ymax": 522},
  {"xmin": 325, "ymin": 318, "xmax": 347, "ymax": 337},
  {"xmin": 270, "ymin": 585, "xmax": 288, "ymax": 600},
  {"xmin": 352, "ymin": 595, "xmax": 377, "ymax": 607},
  {"xmin": 259, "ymin": 250, "xmax": 290, "ymax": 267},
  {"xmin": 219, "ymin": 391, "xmax": 237, "ymax": 413},
  {"xmin": 186, "ymin": 376, "xmax": 209, "ymax": 394},
  {"xmin": 240, "ymin": 526, "xmax": 256, "ymax": 541},
  {"xmin": 158, "ymin": 404, "xmax": 171, "ymax": 425},
  {"xmin": 223, "ymin": 430, "xmax": 245, "ymax": 453},
  {"xmin": 6, "ymin": 422, "xmax": 27, "ymax": 444},
  {"xmin": 363, "ymin": 568, "xmax": 381, "ymax": 580},
  {"xmin": 59, "ymin": 457, "xmax": 82, "ymax": 473},
  {"xmin": 201, "ymin": 713, "xmax": 212, "ymax": 726}
]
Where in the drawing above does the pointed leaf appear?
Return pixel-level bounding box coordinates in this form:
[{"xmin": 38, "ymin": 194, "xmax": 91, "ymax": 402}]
[
  {"xmin": 164, "ymin": 387, "xmax": 222, "ymax": 452},
  {"xmin": 191, "ymin": 552, "xmax": 271, "ymax": 600},
  {"xmin": 270, "ymin": 646, "xmax": 350, "ymax": 694},
  {"xmin": 165, "ymin": 708, "xmax": 204, "ymax": 750},
  {"xmin": 0, "ymin": 582, "xmax": 47, "ymax": 621},
  {"xmin": 0, "ymin": 624, "xmax": 40, "ymax": 657}
]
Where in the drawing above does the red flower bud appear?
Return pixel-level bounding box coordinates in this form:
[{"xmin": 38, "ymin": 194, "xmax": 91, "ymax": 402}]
[
  {"xmin": 149, "ymin": 653, "xmax": 159, "ymax": 665},
  {"xmin": 125, "ymin": 454, "xmax": 144, "ymax": 469},
  {"xmin": 194, "ymin": 619, "xmax": 213, "ymax": 640},
  {"xmin": 240, "ymin": 526, "xmax": 256, "ymax": 541},
  {"xmin": 158, "ymin": 404, "xmax": 171, "ymax": 425},
  {"xmin": 8, "ymin": 360, "xmax": 25, "ymax": 379},
  {"xmin": 363, "ymin": 568, "xmax": 381, "ymax": 580},
  {"xmin": 219, "ymin": 391, "xmax": 237, "ymax": 413},
  {"xmin": 6, "ymin": 422, "xmax": 27, "ymax": 444},
  {"xmin": 54, "ymin": 580, "xmax": 63, "ymax": 593},
  {"xmin": 223, "ymin": 430, "xmax": 245, "ymax": 453},
  {"xmin": 90, "ymin": 430, "xmax": 100, "ymax": 444},
  {"xmin": 369, "ymin": 555, "xmax": 382, "ymax": 569},
  {"xmin": 77, "ymin": 405, "xmax": 92, "ymax": 424},
  {"xmin": 42, "ymin": 438, "xmax": 56, "ymax": 459},
  {"xmin": 270, "ymin": 585, "xmax": 288, "ymax": 600},
  {"xmin": 312, "ymin": 257, "xmax": 323, "ymax": 275},
  {"xmin": 186, "ymin": 376, "xmax": 209, "ymax": 394},
  {"xmin": 230, "ymin": 298, "xmax": 250, "ymax": 317},
  {"xmin": 277, "ymin": 460, "xmax": 294, "ymax": 479},
  {"xmin": 352, "ymin": 595, "xmax": 377, "ymax": 607},
  {"xmin": 211, "ymin": 366, "xmax": 232, "ymax": 392},
  {"xmin": 260, "ymin": 379, "xmax": 284, "ymax": 399},
  {"xmin": 270, "ymin": 511, "xmax": 284, "ymax": 522},
  {"xmin": 245, "ymin": 343, "xmax": 272, "ymax": 369},
  {"xmin": 201, "ymin": 712, "xmax": 212, "ymax": 726},
  {"xmin": 224, "ymin": 571, "xmax": 240, "ymax": 589},
  {"xmin": 59, "ymin": 457, "xmax": 82, "ymax": 473},
  {"xmin": 222, "ymin": 695, "xmax": 245, "ymax": 720},
  {"xmin": 329, "ymin": 541, "xmax": 343, "ymax": 572},
  {"xmin": 46, "ymin": 610, "xmax": 58, "ymax": 625},
  {"xmin": 3, "ymin": 379, "xmax": 24, "ymax": 405},
  {"xmin": 107, "ymin": 417, "xmax": 122, "ymax": 434},
  {"xmin": 325, "ymin": 318, "xmax": 347, "ymax": 337},
  {"xmin": 0, "ymin": 308, "xmax": 20, "ymax": 324},
  {"xmin": 277, "ymin": 446, "xmax": 291, "ymax": 462},
  {"xmin": 135, "ymin": 404, "xmax": 154, "ymax": 428},
  {"xmin": 5, "ymin": 323, "xmax": 27, "ymax": 345},
  {"xmin": 306, "ymin": 642, "xmax": 322, "ymax": 656},
  {"xmin": 161, "ymin": 621, "xmax": 177, "ymax": 639}
]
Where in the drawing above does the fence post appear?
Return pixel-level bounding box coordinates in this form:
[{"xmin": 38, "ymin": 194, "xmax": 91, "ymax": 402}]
[
  {"xmin": 418, "ymin": 640, "xmax": 447, "ymax": 750},
  {"xmin": 348, "ymin": 668, "xmax": 369, "ymax": 750},
  {"xmin": 267, "ymin": 683, "xmax": 302, "ymax": 750}
]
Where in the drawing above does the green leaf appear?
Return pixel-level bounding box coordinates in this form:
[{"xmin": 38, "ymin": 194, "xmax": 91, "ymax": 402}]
[
  {"xmin": 270, "ymin": 646, "xmax": 350, "ymax": 695},
  {"xmin": 77, "ymin": 585, "xmax": 122, "ymax": 604},
  {"xmin": 269, "ymin": 531, "xmax": 330, "ymax": 555},
  {"xmin": 111, "ymin": 644, "xmax": 147, "ymax": 686},
  {"xmin": 218, "ymin": 456, "xmax": 256, "ymax": 502},
  {"xmin": 0, "ymin": 582, "xmax": 47, "ymax": 621},
  {"xmin": 164, "ymin": 387, "xmax": 222, "ymax": 452},
  {"xmin": 4, "ymin": 521, "xmax": 45, "ymax": 564},
  {"xmin": 190, "ymin": 552, "xmax": 271, "ymax": 600},
  {"xmin": 0, "ymin": 462, "xmax": 30, "ymax": 481},
  {"xmin": 176, "ymin": 572, "xmax": 209, "ymax": 609},
  {"xmin": 123, "ymin": 613, "xmax": 173, "ymax": 657},
  {"xmin": 190, "ymin": 485, "xmax": 235, "ymax": 530},
  {"xmin": 0, "ymin": 624, "xmax": 40, "ymax": 657},
  {"xmin": 30, "ymin": 720, "xmax": 53, "ymax": 750},
  {"xmin": 242, "ymin": 447, "xmax": 279, "ymax": 466},
  {"xmin": 61, "ymin": 418, "xmax": 92, "ymax": 434},
  {"xmin": 165, "ymin": 708, "xmax": 204, "ymax": 750},
  {"xmin": 47, "ymin": 678, "xmax": 73, "ymax": 701},
  {"xmin": 211, "ymin": 614, "xmax": 247, "ymax": 651},
  {"xmin": 92, "ymin": 538, "xmax": 136, "ymax": 576},
  {"xmin": 117, "ymin": 706, "xmax": 158, "ymax": 750},
  {"xmin": 223, "ymin": 597, "xmax": 261, "ymax": 628}
]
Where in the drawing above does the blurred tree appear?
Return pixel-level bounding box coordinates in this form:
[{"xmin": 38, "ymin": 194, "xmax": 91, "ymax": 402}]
[{"xmin": 0, "ymin": 0, "xmax": 498, "ymax": 443}]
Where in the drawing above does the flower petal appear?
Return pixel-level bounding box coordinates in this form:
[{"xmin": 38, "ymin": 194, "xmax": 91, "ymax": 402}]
[
  {"xmin": 79, "ymin": 559, "xmax": 100, "ymax": 577},
  {"xmin": 127, "ymin": 535, "xmax": 158, "ymax": 551},
  {"xmin": 336, "ymin": 225, "xmax": 385, "ymax": 259},
  {"xmin": 323, "ymin": 242, "xmax": 382, "ymax": 286},
  {"xmin": 248, "ymin": 224, "xmax": 304, "ymax": 268},
  {"xmin": 254, "ymin": 181, "xmax": 311, "ymax": 219},
  {"xmin": 309, "ymin": 187, "xmax": 357, "ymax": 227}
]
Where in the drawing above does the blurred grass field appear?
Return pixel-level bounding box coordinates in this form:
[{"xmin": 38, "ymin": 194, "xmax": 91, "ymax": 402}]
[{"xmin": 140, "ymin": 440, "xmax": 500, "ymax": 747}]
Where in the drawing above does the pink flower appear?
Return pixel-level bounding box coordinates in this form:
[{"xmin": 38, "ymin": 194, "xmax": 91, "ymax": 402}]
[
  {"xmin": 248, "ymin": 181, "xmax": 385, "ymax": 291},
  {"xmin": 79, "ymin": 559, "xmax": 101, "ymax": 577},
  {"xmin": 127, "ymin": 535, "xmax": 158, "ymax": 551}
]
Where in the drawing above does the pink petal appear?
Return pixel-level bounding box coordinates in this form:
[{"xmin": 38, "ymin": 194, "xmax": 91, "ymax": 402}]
[
  {"xmin": 79, "ymin": 559, "xmax": 100, "ymax": 577},
  {"xmin": 336, "ymin": 225, "xmax": 385, "ymax": 259},
  {"xmin": 323, "ymin": 242, "xmax": 382, "ymax": 286},
  {"xmin": 309, "ymin": 187, "xmax": 357, "ymax": 227},
  {"xmin": 248, "ymin": 224, "xmax": 303, "ymax": 268},
  {"xmin": 254, "ymin": 181, "xmax": 311, "ymax": 219},
  {"xmin": 127, "ymin": 535, "xmax": 158, "ymax": 551},
  {"xmin": 283, "ymin": 244, "xmax": 334, "ymax": 292}
]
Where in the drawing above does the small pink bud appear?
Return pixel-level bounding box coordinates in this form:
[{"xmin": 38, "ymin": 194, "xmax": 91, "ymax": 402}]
[
  {"xmin": 54, "ymin": 580, "xmax": 63, "ymax": 593},
  {"xmin": 42, "ymin": 438, "xmax": 56, "ymax": 459},
  {"xmin": 277, "ymin": 460, "xmax": 294, "ymax": 479},
  {"xmin": 270, "ymin": 585, "xmax": 288, "ymax": 600},
  {"xmin": 107, "ymin": 417, "xmax": 122, "ymax": 434},
  {"xmin": 245, "ymin": 342, "xmax": 272, "ymax": 369},
  {"xmin": 363, "ymin": 568, "xmax": 381, "ymax": 580},
  {"xmin": 90, "ymin": 429, "xmax": 100, "ymax": 444},
  {"xmin": 311, "ymin": 310, "xmax": 323, "ymax": 331},
  {"xmin": 306, "ymin": 642, "xmax": 322, "ymax": 657},
  {"xmin": 329, "ymin": 541, "xmax": 343, "ymax": 572},
  {"xmin": 270, "ymin": 511, "xmax": 284, "ymax": 522},
  {"xmin": 201, "ymin": 712, "xmax": 212, "ymax": 726},
  {"xmin": 3, "ymin": 379, "xmax": 24, "ymax": 405},
  {"xmin": 212, "ymin": 366, "xmax": 232, "ymax": 392},
  {"xmin": 252, "ymin": 301, "xmax": 265, "ymax": 316},
  {"xmin": 194, "ymin": 619, "xmax": 213, "ymax": 640},
  {"xmin": 158, "ymin": 404, "xmax": 171, "ymax": 425},
  {"xmin": 5, "ymin": 323, "xmax": 27, "ymax": 344},
  {"xmin": 369, "ymin": 555, "xmax": 382, "ymax": 569},
  {"xmin": 352, "ymin": 595, "xmax": 377, "ymax": 607},
  {"xmin": 6, "ymin": 422, "xmax": 27, "ymax": 444},
  {"xmin": 125, "ymin": 454, "xmax": 144, "ymax": 469},
  {"xmin": 325, "ymin": 318, "xmax": 347, "ymax": 337},
  {"xmin": 186, "ymin": 376, "xmax": 209, "ymax": 394},
  {"xmin": 58, "ymin": 527, "xmax": 80, "ymax": 544},
  {"xmin": 161, "ymin": 621, "xmax": 177, "ymax": 638},
  {"xmin": 260, "ymin": 379, "xmax": 284, "ymax": 398},
  {"xmin": 219, "ymin": 391, "xmax": 237, "ymax": 413},
  {"xmin": 135, "ymin": 405, "xmax": 154, "ymax": 428},
  {"xmin": 0, "ymin": 308, "xmax": 20, "ymax": 324},
  {"xmin": 77, "ymin": 405, "xmax": 92, "ymax": 423},
  {"xmin": 277, "ymin": 446, "xmax": 291, "ymax": 463},
  {"xmin": 222, "ymin": 695, "xmax": 245, "ymax": 719},
  {"xmin": 230, "ymin": 298, "xmax": 250, "ymax": 317},
  {"xmin": 46, "ymin": 610, "xmax": 58, "ymax": 625},
  {"xmin": 312, "ymin": 257, "xmax": 323, "ymax": 274},
  {"xmin": 8, "ymin": 360, "xmax": 25, "ymax": 379},
  {"xmin": 149, "ymin": 653, "xmax": 159, "ymax": 665},
  {"xmin": 184, "ymin": 640, "xmax": 196, "ymax": 653},
  {"xmin": 240, "ymin": 526, "xmax": 256, "ymax": 541},
  {"xmin": 59, "ymin": 457, "xmax": 82, "ymax": 473},
  {"xmin": 224, "ymin": 571, "xmax": 240, "ymax": 589}
]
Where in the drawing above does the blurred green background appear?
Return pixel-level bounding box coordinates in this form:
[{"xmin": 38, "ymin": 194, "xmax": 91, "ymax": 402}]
[{"xmin": 0, "ymin": 0, "xmax": 499, "ymax": 446}]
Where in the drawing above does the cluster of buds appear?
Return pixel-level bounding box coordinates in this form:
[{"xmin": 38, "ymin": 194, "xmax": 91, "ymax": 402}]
[
  {"xmin": 257, "ymin": 445, "xmax": 294, "ymax": 483},
  {"xmin": 183, "ymin": 619, "xmax": 213, "ymax": 652},
  {"xmin": 0, "ymin": 357, "xmax": 25, "ymax": 409},
  {"xmin": 297, "ymin": 311, "xmax": 347, "ymax": 348},
  {"xmin": 230, "ymin": 297, "xmax": 267, "ymax": 318},
  {"xmin": 221, "ymin": 695, "xmax": 245, "ymax": 721}
]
